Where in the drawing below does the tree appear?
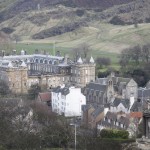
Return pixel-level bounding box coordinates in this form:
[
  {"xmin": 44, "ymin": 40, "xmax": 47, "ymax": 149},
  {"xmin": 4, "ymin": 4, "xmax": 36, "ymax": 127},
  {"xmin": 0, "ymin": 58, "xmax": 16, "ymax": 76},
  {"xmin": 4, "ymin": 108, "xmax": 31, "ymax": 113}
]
[
  {"xmin": 32, "ymin": 102, "xmax": 73, "ymax": 149},
  {"xmin": 0, "ymin": 98, "xmax": 41, "ymax": 150},
  {"xmin": 142, "ymin": 44, "xmax": 150, "ymax": 63},
  {"xmin": 0, "ymin": 79, "xmax": 10, "ymax": 96},
  {"xmin": 28, "ymin": 84, "xmax": 41, "ymax": 100},
  {"xmin": 72, "ymin": 43, "xmax": 91, "ymax": 61},
  {"xmin": 119, "ymin": 48, "xmax": 131, "ymax": 69},
  {"xmin": 96, "ymin": 57, "xmax": 111, "ymax": 68},
  {"xmin": 12, "ymin": 34, "xmax": 21, "ymax": 44},
  {"xmin": 131, "ymin": 45, "xmax": 141, "ymax": 64}
]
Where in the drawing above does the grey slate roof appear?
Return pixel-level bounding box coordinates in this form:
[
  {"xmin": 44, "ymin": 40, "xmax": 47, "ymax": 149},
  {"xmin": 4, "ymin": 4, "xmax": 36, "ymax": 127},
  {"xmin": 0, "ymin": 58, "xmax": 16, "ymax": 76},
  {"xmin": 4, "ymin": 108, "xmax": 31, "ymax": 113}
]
[
  {"xmin": 52, "ymin": 86, "xmax": 69, "ymax": 96},
  {"xmin": 105, "ymin": 111, "xmax": 117, "ymax": 120},
  {"xmin": 96, "ymin": 78, "xmax": 108, "ymax": 85},
  {"xmin": 91, "ymin": 106, "xmax": 104, "ymax": 118},
  {"xmin": 112, "ymin": 98, "xmax": 130, "ymax": 109},
  {"xmin": 131, "ymin": 100, "xmax": 148, "ymax": 112},
  {"xmin": 138, "ymin": 88, "xmax": 150, "ymax": 98},
  {"xmin": 98, "ymin": 111, "xmax": 129, "ymax": 129},
  {"xmin": 86, "ymin": 82, "xmax": 107, "ymax": 91}
]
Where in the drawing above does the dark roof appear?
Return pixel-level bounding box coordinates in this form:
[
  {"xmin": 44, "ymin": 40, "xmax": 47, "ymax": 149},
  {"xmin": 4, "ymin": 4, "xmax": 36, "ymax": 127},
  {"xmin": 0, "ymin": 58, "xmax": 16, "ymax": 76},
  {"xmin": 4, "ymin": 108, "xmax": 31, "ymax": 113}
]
[
  {"xmin": 119, "ymin": 116, "xmax": 129, "ymax": 126},
  {"xmin": 117, "ymin": 77, "xmax": 131, "ymax": 85},
  {"xmin": 86, "ymin": 82, "xmax": 107, "ymax": 92},
  {"xmin": 91, "ymin": 106, "xmax": 104, "ymax": 118},
  {"xmin": 53, "ymin": 86, "xmax": 61, "ymax": 93},
  {"xmin": 82, "ymin": 104, "xmax": 91, "ymax": 112},
  {"xmin": 138, "ymin": 88, "xmax": 150, "ymax": 98},
  {"xmin": 38, "ymin": 92, "xmax": 51, "ymax": 102},
  {"xmin": 131, "ymin": 100, "xmax": 148, "ymax": 112},
  {"xmin": 52, "ymin": 86, "xmax": 69, "ymax": 96},
  {"xmin": 106, "ymin": 111, "xmax": 117, "ymax": 120},
  {"xmin": 98, "ymin": 111, "xmax": 129, "ymax": 129},
  {"xmin": 112, "ymin": 98, "xmax": 130, "ymax": 109}
]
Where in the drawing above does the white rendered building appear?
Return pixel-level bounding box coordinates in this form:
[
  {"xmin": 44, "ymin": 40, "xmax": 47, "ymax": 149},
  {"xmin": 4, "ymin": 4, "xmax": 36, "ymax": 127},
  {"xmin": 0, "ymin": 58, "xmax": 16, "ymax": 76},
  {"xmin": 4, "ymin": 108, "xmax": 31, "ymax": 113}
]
[{"xmin": 52, "ymin": 85, "xmax": 86, "ymax": 117}]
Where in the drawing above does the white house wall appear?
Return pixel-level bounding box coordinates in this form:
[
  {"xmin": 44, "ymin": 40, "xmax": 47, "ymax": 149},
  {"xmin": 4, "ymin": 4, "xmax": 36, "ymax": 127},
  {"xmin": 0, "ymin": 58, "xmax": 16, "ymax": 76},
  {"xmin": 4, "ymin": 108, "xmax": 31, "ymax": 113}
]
[{"xmin": 52, "ymin": 87, "xmax": 86, "ymax": 117}]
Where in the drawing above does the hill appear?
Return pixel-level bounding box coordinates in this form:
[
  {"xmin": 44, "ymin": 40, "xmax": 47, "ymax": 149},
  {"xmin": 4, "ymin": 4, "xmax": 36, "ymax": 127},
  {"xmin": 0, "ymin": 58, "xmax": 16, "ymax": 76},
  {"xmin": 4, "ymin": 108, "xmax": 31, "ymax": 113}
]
[{"xmin": 0, "ymin": 0, "xmax": 150, "ymax": 54}]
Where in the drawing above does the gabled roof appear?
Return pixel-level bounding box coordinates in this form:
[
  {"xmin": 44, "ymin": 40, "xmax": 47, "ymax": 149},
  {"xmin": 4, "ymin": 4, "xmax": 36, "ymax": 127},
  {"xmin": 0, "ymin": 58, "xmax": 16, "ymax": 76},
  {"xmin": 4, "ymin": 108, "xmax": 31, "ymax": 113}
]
[
  {"xmin": 38, "ymin": 92, "xmax": 51, "ymax": 102},
  {"xmin": 91, "ymin": 106, "xmax": 104, "ymax": 118},
  {"xmin": 117, "ymin": 77, "xmax": 131, "ymax": 85},
  {"xmin": 112, "ymin": 98, "xmax": 130, "ymax": 109},
  {"xmin": 52, "ymin": 85, "xmax": 74, "ymax": 96},
  {"xmin": 53, "ymin": 86, "xmax": 61, "ymax": 93}
]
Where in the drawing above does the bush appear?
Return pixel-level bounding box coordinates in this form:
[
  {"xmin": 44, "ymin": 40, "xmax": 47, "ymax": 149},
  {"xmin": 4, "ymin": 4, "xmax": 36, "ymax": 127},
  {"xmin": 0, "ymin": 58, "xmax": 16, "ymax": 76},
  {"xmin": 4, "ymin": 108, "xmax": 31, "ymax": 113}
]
[
  {"xmin": 0, "ymin": 145, "xmax": 6, "ymax": 150},
  {"xmin": 1, "ymin": 27, "xmax": 14, "ymax": 34},
  {"xmin": 109, "ymin": 16, "xmax": 125, "ymax": 25},
  {"xmin": 76, "ymin": 9, "xmax": 85, "ymax": 17},
  {"xmin": 100, "ymin": 129, "xmax": 129, "ymax": 139}
]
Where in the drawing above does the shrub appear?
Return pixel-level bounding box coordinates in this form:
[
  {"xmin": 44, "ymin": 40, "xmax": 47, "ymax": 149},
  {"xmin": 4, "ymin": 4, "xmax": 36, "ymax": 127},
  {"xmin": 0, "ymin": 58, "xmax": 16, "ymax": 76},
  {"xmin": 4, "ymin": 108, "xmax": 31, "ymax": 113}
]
[
  {"xmin": 76, "ymin": 9, "xmax": 85, "ymax": 17},
  {"xmin": 100, "ymin": 129, "xmax": 129, "ymax": 139},
  {"xmin": 1, "ymin": 27, "xmax": 14, "ymax": 34},
  {"xmin": 109, "ymin": 16, "xmax": 125, "ymax": 25}
]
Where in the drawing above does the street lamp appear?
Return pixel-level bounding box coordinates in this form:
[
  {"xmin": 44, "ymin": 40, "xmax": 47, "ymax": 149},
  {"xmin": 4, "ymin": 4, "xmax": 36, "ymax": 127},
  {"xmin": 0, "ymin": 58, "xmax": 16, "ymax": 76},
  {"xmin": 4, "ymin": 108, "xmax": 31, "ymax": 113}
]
[
  {"xmin": 141, "ymin": 88, "xmax": 144, "ymax": 111},
  {"xmin": 75, "ymin": 123, "xmax": 77, "ymax": 150},
  {"xmin": 70, "ymin": 120, "xmax": 77, "ymax": 150}
]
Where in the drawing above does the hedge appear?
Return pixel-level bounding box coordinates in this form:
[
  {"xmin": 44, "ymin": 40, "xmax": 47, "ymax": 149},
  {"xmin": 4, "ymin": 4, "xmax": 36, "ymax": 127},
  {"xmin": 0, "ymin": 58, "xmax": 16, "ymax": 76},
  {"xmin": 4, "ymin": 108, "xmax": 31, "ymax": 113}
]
[{"xmin": 100, "ymin": 129, "xmax": 129, "ymax": 139}]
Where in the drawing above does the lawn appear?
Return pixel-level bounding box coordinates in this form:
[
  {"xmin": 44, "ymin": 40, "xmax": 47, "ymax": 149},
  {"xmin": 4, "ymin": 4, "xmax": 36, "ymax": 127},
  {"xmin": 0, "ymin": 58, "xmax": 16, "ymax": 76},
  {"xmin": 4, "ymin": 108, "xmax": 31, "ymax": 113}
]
[{"xmin": 14, "ymin": 42, "xmax": 120, "ymax": 70}]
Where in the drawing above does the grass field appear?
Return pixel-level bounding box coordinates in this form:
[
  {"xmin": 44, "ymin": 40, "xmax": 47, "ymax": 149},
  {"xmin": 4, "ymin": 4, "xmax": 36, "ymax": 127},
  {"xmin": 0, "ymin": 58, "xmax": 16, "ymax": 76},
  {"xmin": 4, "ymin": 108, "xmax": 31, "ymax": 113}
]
[
  {"xmin": 14, "ymin": 42, "xmax": 120, "ymax": 70},
  {"xmin": 18, "ymin": 22, "xmax": 150, "ymax": 54}
]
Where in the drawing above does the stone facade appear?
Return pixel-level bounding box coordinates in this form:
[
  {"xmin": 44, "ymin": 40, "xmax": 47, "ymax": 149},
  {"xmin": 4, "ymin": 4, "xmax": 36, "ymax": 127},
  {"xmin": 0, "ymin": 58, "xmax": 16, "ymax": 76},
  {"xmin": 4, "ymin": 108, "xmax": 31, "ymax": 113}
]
[
  {"xmin": 0, "ymin": 54, "xmax": 95, "ymax": 94},
  {"xmin": 1, "ymin": 67, "xmax": 28, "ymax": 93},
  {"xmin": 82, "ymin": 74, "xmax": 138, "ymax": 105}
]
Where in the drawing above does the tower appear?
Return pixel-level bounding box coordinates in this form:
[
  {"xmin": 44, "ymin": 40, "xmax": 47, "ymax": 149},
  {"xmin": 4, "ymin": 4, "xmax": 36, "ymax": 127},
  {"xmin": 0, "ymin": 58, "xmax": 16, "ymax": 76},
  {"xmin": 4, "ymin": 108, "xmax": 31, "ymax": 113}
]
[
  {"xmin": 6, "ymin": 62, "xmax": 28, "ymax": 94},
  {"xmin": 71, "ymin": 56, "xmax": 95, "ymax": 87}
]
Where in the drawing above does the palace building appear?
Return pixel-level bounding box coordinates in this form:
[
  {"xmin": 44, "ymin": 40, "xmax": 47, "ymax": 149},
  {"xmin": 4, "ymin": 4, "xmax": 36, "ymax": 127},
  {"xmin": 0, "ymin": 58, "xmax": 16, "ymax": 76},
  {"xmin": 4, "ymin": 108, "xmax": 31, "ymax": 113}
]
[{"xmin": 0, "ymin": 50, "xmax": 95, "ymax": 94}]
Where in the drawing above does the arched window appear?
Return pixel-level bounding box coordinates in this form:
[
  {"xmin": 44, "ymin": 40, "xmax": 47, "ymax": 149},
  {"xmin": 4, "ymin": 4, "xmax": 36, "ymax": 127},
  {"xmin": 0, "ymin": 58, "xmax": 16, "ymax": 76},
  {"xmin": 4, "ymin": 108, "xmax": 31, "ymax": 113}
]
[
  {"xmin": 49, "ymin": 61, "xmax": 52, "ymax": 64},
  {"xmin": 40, "ymin": 59, "xmax": 43, "ymax": 63},
  {"xmin": 35, "ymin": 59, "xmax": 39, "ymax": 63},
  {"xmin": 44, "ymin": 60, "xmax": 48, "ymax": 64},
  {"xmin": 53, "ymin": 61, "xmax": 57, "ymax": 65}
]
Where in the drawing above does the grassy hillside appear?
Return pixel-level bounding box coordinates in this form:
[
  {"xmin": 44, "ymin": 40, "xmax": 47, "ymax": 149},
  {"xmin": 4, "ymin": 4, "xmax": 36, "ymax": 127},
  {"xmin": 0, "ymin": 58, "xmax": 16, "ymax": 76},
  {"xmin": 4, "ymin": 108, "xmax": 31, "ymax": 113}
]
[
  {"xmin": 0, "ymin": 0, "xmax": 150, "ymax": 67},
  {"xmin": 21, "ymin": 23, "xmax": 150, "ymax": 53}
]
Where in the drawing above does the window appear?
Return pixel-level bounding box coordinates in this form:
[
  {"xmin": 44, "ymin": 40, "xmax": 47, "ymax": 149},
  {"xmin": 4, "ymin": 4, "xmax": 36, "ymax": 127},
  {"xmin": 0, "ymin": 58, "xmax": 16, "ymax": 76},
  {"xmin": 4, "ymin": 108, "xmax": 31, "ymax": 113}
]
[
  {"xmin": 85, "ymin": 70, "xmax": 88, "ymax": 74},
  {"xmin": 44, "ymin": 60, "xmax": 48, "ymax": 64},
  {"xmin": 40, "ymin": 59, "xmax": 43, "ymax": 63}
]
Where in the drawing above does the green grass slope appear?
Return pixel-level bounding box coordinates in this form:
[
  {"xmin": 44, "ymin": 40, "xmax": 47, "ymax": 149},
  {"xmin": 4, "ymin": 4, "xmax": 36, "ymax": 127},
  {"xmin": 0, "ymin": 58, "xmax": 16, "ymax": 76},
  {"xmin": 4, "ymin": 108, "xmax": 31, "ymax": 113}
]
[{"xmin": 22, "ymin": 22, "xmax": 150, "ymax": 53}]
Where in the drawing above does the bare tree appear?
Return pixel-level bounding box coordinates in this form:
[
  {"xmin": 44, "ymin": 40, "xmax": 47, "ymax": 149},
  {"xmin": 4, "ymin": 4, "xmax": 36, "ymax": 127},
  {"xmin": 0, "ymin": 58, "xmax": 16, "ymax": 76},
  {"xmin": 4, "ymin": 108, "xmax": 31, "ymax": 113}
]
[
  {"xmin": 12, "ymin": 34, "xmax": 21, "ymax": 44},
  {"xmin": 72, "ymin": 43, "xmax": 91, "ymax": 61},
  {"xmin": 142, "ymin": 44, "xmax": 150, "ymax": 63},
  {"xmin": 0, "ymin": 31, "xmax": 14, "ymax": 54}
]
